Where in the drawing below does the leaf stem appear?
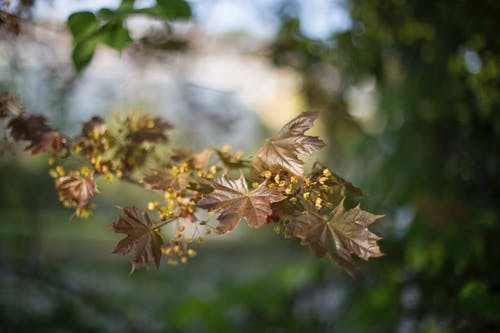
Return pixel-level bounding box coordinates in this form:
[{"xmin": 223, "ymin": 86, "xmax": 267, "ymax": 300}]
[{"xmin": 155, "ymin": 218, "xmax": 175, "ymax": 229}]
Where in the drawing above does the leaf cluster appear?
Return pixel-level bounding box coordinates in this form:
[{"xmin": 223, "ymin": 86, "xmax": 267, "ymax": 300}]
[{"xmin": 0, "ymin": 93, "xmax": 383, "ymax": 275}]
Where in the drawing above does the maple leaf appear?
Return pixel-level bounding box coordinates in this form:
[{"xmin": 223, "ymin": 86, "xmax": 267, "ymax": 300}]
[
  {"xmin": 8, "ymin": 114, "xmax": 50, "ymax": 142},
  {"xmin": 287, "ymin": 200, "xmax": 383, "ymax": 276},
  {"xmin": 56, "ymin": 171, "xmax": 100, "ymax": 208},
  {"xmin": 255, "ymin": 112, "xmax": 326, "ymax": 177},
  {"xmin": 8, "ymin": 114, "xmax": 68, "ymax": 155},
  {"xmin": 81, "ymin": 116, "xmax": 106, "ymax": 137},
  {"xmin": 127, "ymin": 117, "xmax": 172, "ymax": 145},
  {"xmin": 197, "ymin": 175, "xmax": 285, "ymax": 234},
  {"xmin": 109, "ymin": 206, "xmax": 164, "ymax": 272},
  {"xmin": 141, "ymin": 168, "xmax": 191, "ymax": 192},
  {"xmin": 0, "ymin": 93, "xmax": 19, "ymax": 119},
  {"xmin": 170, "ymin": 149, "xmax": 212, "ymax": 169},
  {"xmin": 25, "ymin": 130, "xmax": 68, "ymax": 155}
]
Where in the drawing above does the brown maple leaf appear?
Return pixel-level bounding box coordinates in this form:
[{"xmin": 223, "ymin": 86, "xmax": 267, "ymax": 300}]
[
  {"xmin": 127, "ymin": 117, "xmax": 172, "ymax": 145},
  {"xmin": 8, "ymin": 114, "xmax": 50, "ymax": 141},
  {"xmin": 197, "ymin": 175, "xmax": 285, "ymax": 234},
  {"xmin": 170, "ymin": 149, "xmax": 212, "ymax": 169},
  {"xmin": 8, "ymin": 114, "xmax": 68, "ymax": 155},
  {"xmin": 81, "ymin": 116, "xmax": 106, "ymax": 137},
  {"xmin": 287, "ymin": 200, "xmax": 383, "ymax": 276},
  {"xmin": 0, "ymin": 93, "xmax": 19, "ymax": 119},
  {"xmin": 56, "ymin": 171, "xmax": 100, "ymax": 208},
  {"xmin": 255, "ymin": 112, "xmax": 326, "ymax": 177},
  {"xmin": 26, "ymin": 130, "xmax": 68, "ymax": 155},
  {"xmin": 109, "ymin": 206, "xmax": 164, "ymax": 272},
  {"xmin": 141, "ymin": 168, "xmax": 191, "ymax": 192}
]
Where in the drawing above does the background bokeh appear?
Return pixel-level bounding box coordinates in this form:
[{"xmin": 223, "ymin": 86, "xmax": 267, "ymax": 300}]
[{"xmin": 1, "ymin": 1, "xmax": 499, "ymax": 332}]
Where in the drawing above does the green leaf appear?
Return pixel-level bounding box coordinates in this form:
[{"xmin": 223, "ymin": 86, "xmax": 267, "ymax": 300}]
[
  {"xmin": 99, "ymin": 22, "xmax": 133, "ymax": 51},
  {"xmin": 97, "ymin": 7, "xmax": 136, "ymax": 21},
  {"xmin": 67, "ymin": 11, "xmax": 98, "ymax": 42},
  {"xmin": 71, "ymin": 21, "xmax": 132, "ymax": 71},
  {"xmin": 96, "ymin": 8, "xmax": 116, "ymax": 20},
  {"xmin": 72, "ymin": 37, "xmax": 99, "ymax": 71},
  {"xmin": 119, "ymin": 0, "xmax": 135, "ymax": 10},
  {"xmin": 153, "ymin": 0, "xmax": 192, "ymax": 19}
]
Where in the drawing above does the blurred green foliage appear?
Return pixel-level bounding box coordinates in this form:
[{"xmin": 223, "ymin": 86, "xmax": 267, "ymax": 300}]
[
  {"xmin": 68, "ymin": 0, "xmax": 191, "ymax": 70},
  {"xmin": 271, "ymin": 0, "xmax": 500, "ymax": 332}
]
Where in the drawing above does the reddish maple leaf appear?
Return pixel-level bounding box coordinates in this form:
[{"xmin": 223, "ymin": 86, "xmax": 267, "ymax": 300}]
[
  {"xmin": 56, "ymin": 171, "xmax": 100, "ymax": 208},
  {"xmin": 170, "ymin": 149, "xmax": 212, "ymax": 169},
  {"xmin": 127, "ymin": 117, "xmax": 172, "ymax": 145},
  {"xmin": 141, "ymin": 168, "xmax": 191, "ymax": 192},
  {"xmin": 287, "ymin": 200, "xmax": 383, "ymax": 276},
  {"xmin": 26, "ymin": 130, "xmax": 68, "ymax": 155},
  {"xmin": 255, "ymin": 112, "xmax": 326, "ymax": 177},
  {"xmin": 109, "ymin": 206, "xmax": 164, "ymax": 272},
  {"xmin": 8, "ymin": 114, "xmax": 68, "ymax": 154},
  {"xmin": 197, "ymin": 175, "xmax": 285, "ymax": 234},
  {"xmin": 80, "ymin": 116, "xmax": 106, "ymax": 136}
]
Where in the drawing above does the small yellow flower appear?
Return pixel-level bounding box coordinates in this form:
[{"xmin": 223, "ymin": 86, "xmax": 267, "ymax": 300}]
[
  {"xmin": 76, "ymin": 207, "xmax": 90, "ymax": 218},
  {"xmin": 80, "ymin": 167, "xmax": 92, "ymax": 176},
  {"xmin": 167, "ymin": 258, "xmax": 178, "ymax": 265},
  {"xmin": 222, "ymin": 144, "xmax": 232, "ymax": 152},
  {"xmin": 315, "ymin": 198, "xmax": 323, "ymax": 210},
  {"xmin": 148, "ymin": 201, "xmax": 160, "ymax": 210},
  {"xmin": 171, "ymin": 166, "xmax": 180, "ymax": 175},
  {"xmin": 55, "ymin": 166, "xmax": 65, "ymax": 176}
]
